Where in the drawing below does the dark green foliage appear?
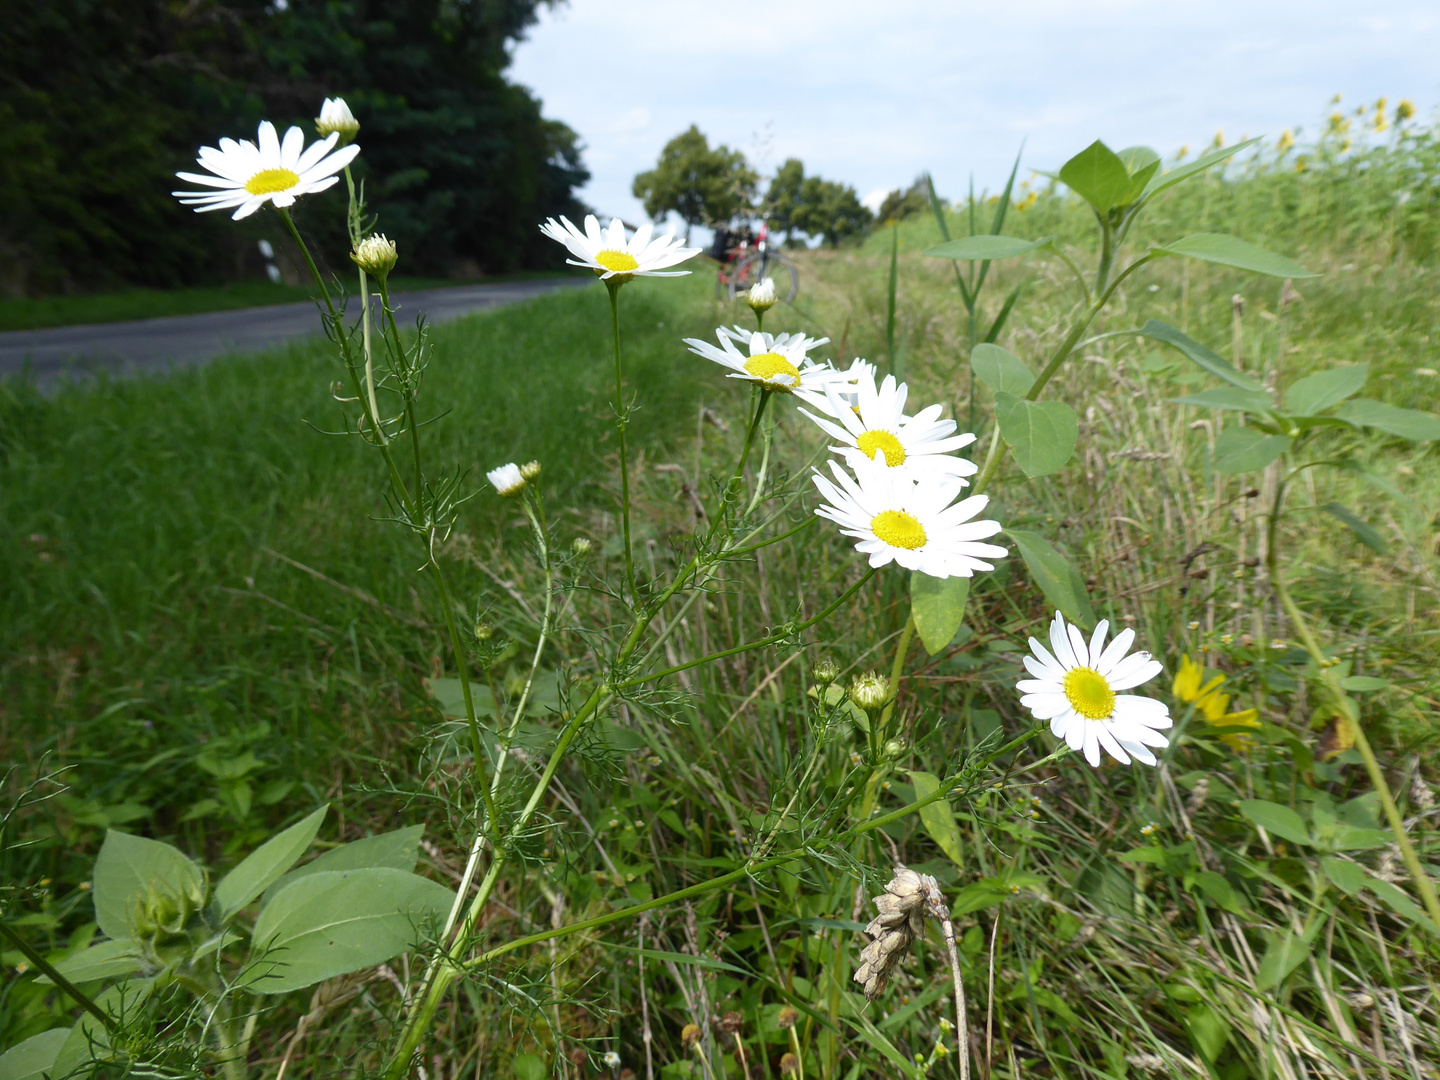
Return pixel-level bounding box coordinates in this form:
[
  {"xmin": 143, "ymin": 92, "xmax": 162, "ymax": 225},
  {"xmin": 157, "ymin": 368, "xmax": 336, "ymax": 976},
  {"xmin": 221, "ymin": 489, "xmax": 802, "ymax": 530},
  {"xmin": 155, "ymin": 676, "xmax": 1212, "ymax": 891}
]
[
  {"xmin": 876, "ymin": 176, "xmax": 930, "ymax": 223},
  {"xmin": 631, "ymin": 125, "xmax": 758, "ymax": 233},
  {"xmin": 0, "ymin": 0, "xmax": 587, "ymax": 296},
  {"xmin": 764, "ymin": 158, "xmax": 873, "ymax": 246}
]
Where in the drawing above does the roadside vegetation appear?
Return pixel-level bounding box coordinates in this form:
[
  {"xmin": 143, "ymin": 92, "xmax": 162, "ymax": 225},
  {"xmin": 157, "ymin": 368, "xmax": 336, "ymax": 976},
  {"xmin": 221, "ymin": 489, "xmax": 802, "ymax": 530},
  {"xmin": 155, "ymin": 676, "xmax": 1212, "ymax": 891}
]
[{"xmin": 3, "ymin": 100, "xmax": 1438, "ymax": 1080}]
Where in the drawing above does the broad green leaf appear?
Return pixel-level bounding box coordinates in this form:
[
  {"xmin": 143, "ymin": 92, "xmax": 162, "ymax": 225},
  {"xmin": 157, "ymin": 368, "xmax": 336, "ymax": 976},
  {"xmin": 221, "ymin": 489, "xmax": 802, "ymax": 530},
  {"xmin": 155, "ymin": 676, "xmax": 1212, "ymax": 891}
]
[
  {"xmin": 909, "ymin": 573, "xmax": 969, "ymax": 655},
  {"xmin": 1213, "ymin": 428, "xmax": 1290, "ymax": 474},
  {"xmin": 1336, "ymin": 399, "xmax": 1440, "ymax": 442},
  {"xmin": 264, "ymin": 824, "xmax": 425, "ymax": 905},
  {"xmin": 1140, "ymin": 319, "xmax": 1266, "ymax": 392},
  {"xmin": 1191, "ymin": 871, "xmax": 1243, "ymax": 913},
  {"xmin": 244, "ymin": 868, "xmax": 455, "ymax": 994},
  {"xmin": 1323, "ymin": 503, "xmax": 1388, "ymax": 554},
  {"xmin": 0, "ymin": 1028, "xmax": 70, "ymax": 1080},
  {"xmin": 1116, "ymin": 145, "xmax": 1161, "ymax": 177},
  {"xmin": 952, "ymin": 878, "xmax": 1011, "ymax": 916},
  {"xmin": 54, "ymin": 978, "xmax": 155, "ymax": 1075},
  {"xmin": 1255, "ymin": 930, "xmax": 1313, "ymax": 990},
  {"xmin": 1285, "ymin": 364, "xmax": 1368, "ymax": 416},
  {"xmin": 512, "ymin": 1053, "xmax": 548, "ymax": 1080},
  {"xmin": 1155, "ymin": 233, "xmax": 1319, "ymax": 278},
  {"xmin": 1333, "ymin": 826, "xmax": 1393, "ymax": 851},
  {"xmin": 1238, "ymin": 799, "xmax": 1311, "ymax": 846},
  {"xmin": 1059, "ymin": 140, "xmax": 1143, "ymax": 214},
  {"xmin": 994, "ymin": 393, "xmax": 1078, "ymax": 478},
  {"xmin": 213, "ymin": 806, "xmax": 327, "ymax": 922},
  {"xmin": 1141, "ymin": 138, "xmax": 1262, "ymax": 200},
  {"xmin": 35, "ymin": 940, "xmax": 141, "ymax": 986},
  {"xmin": 1184, "ymin": 1003, "xmax": 1230, "ymax": 1063},
  {"xmin": 970, "ymin": 343, "xmax": 1035, "ymax": 396},
  {"xmin": 908, "ymin": 771, "xmax": 965, "ymax": 868},
  {"xmin": 92, "ymin": 830, "xmax": 206, "ymax": 943},
  {"xmin": 1321, "ymin": 857, "xmax": 1365, "ymax": 895},
  {"xmin": 1117, "ymin": 846, "xmax": 1168, "ymax": 864},
  {"xmin": 1005, "ymin": 530, "xmax": 1095, "ymax": 624},
  {"xmin": 1340, "ymin": 675, "xmax": 1389, "ymax": 692},
  {"xmin": 1366, "ymin": 877, "xmax": 1438, "ymax": 934},
  {"xmin": 1170, "ymin": 387, "xmax": 1274, "ymax": 412},
  {"xmin": 922, "ymin": 234, "xmax": 1052, "ymax": 261}
]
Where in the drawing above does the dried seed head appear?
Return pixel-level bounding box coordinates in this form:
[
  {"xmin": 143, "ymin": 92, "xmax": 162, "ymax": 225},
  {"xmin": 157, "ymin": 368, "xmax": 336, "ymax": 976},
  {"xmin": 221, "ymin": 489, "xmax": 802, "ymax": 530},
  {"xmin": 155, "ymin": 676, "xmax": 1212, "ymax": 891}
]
[
  {"xmin": 718, "ymin": 1012, "xmax": 743, "ymax": 1035},
  {"xmin": 568, "ymin": 1048, "xmax": 589, "ymax": 1068},
  {"xmin": 776, "ymin": 1006, "xmax": 799, "ymax": 1030},
  {"xmin": 1410, "ymin": 768, "xmax": 1434, "ymax": 811},
  {"xmin": 854, "ymin": 866, "xmax": 942, "ymax": 1000},
  {"xmin": 779, "ymin": 1054, "xmax": 800, "ymax": 1076},
  {"xmin": 681, "ymin": 1024, "xmax": 701, "ymax": 1048},
  {"xmin": 1186, "ymin": 777, "xmax": 1210, "ymax": 816}
]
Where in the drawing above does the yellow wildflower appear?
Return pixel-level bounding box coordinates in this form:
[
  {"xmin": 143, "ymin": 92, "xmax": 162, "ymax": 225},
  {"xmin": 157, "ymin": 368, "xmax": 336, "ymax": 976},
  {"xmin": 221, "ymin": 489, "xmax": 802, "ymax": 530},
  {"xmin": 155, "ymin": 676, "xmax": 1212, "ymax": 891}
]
[
  {"xmin": 1277, "ymin": 130, "xmax": 1294, "ymax": 153},
  {"xmin": 1172, "ymin": 655, "xmax": 1261, "ymax": 751},
  {"xmin": 1396, "ymin": 100, "xmax": 1416, "ymax": 123}
]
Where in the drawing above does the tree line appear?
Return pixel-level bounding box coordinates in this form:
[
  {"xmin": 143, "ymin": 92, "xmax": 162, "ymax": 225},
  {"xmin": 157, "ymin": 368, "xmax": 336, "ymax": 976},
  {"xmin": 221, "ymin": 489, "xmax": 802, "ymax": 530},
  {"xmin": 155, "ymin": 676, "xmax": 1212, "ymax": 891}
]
[
  {"xmin": 631, "ymin": 126, "xmax": 876, "ymax": 247},
  {"xmin": 0, "ymin": 0, "xmax": 588, "ymax": 297}
]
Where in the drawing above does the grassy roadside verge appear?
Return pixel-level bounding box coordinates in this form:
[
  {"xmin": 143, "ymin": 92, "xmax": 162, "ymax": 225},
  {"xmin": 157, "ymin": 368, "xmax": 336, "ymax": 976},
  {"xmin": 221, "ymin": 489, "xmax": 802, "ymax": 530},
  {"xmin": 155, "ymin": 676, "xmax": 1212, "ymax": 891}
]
[{"xmin": 0, "ymin": 272, "xmax": 574, "ymax": 333}]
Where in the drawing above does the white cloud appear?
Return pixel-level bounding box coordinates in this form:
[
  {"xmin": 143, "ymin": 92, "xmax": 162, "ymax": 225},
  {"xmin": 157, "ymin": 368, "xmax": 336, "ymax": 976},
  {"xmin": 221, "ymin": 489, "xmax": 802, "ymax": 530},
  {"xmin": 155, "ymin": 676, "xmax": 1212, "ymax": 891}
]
[
  {"xmin": 861, "ymin": 188, "xmax": 891, "ymax": 214},
  {"xmin": 510, "ymin": 0, "xmax": 1440, "ymax": 221}
]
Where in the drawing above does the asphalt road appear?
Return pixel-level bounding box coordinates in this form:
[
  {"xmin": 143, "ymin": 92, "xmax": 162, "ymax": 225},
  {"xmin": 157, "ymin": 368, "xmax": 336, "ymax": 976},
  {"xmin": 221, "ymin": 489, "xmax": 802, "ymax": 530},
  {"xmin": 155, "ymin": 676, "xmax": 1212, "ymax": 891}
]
[{"xmin": 0, "ymin": 277, "xmax": 590, "ymax": 388}]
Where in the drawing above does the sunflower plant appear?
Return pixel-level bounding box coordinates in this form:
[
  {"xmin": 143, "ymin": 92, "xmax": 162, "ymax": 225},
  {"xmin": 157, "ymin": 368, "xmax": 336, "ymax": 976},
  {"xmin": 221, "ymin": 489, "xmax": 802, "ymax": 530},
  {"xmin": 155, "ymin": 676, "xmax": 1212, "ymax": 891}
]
[{"xmin": 10, "ymin": 105, "xmax": 1439, "ymax": 1080}]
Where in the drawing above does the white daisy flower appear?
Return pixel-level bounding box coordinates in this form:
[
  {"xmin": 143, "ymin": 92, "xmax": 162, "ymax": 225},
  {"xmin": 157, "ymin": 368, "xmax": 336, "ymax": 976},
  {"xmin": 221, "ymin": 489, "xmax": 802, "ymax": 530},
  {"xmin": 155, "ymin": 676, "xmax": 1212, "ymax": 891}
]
[
  {"xmin": 173, "ymin": 121, "xmax": 360, "ymax": 220},
  {"xmin": 315, "ymin": 97, "xmax": 360, "ymax": 142},
  {"xmin": 796, "ymin": 368, "xmax": 978, "ymax": 482},
  {"xmin": 685, "ymin": 327, "xmax": 839, "ymax": 394},
  {"xmin": 1016, "ymin": 611, "xmax": 1173, "ymax": 767},
  {"xmin": 811, "ymin": 458, "xmax": 1006, "ymax": 578},
  {"xmin": 539, "ymin": 214, "xmax": 700, "ymax": 281},
  {"xmin": 487, "ymin": 463, "xmax": 526, "ymax": 497}
]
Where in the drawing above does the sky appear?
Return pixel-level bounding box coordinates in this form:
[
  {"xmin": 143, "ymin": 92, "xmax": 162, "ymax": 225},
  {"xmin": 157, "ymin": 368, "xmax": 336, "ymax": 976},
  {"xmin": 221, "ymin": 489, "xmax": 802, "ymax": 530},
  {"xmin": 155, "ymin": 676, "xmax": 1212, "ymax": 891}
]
[{"xmin": 508, "ymin": 0, "xmax": 1440, "ymax": 225}]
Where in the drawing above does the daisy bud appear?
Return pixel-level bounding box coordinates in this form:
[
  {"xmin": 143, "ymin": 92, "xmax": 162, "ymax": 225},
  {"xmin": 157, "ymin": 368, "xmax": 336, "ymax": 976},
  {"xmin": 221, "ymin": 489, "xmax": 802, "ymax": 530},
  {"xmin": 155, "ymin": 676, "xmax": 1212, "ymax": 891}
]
[
  {"xmin": 316, "ymin": 96, "xmax": 361, "ymax": 144},
  {"xmin": 520, "ymin": 460, "xmax": 543, "ymax": 481},
  {"xmin": 573, "ymin": 537, "xmax": 593, "ymax": 557},
  {"xmin": 351, "ymin": 234, "xmax": 398, "ymax": 278},
  {"xmin": 474, "ymin": 621, "xmax": 493, "ymax": 642},
  {"xmin": 681, "ymin": 1024, "xmax": 701, "ymax": 1048},
  {"xmin": 746, "ymin": 276, "xmax": 778, "ymax": 312},
  {"xmin": 812, "ymin": 658, "xmax": 840, "ymax": 687},
  {"xmin": 602, "ymin": 1052, "xmax": 621, "ymax": 1069},
  {"xmin": 779, "ymin": 1054, "xmax": 800, "ymax": 1075},
  {"xmin": 883, "ymin": 736, "xmax": 908, "ymax": 760},
  {"xmin": 488, "ymin": 463, "xmax": 526, "ymax": 497},
  {"xmin": 848, "ymin": 671, "xmax": 891, "ymax": 716},
  {"xmin": 776, "ymin": 1006, "xmax": 799, "ymax": 1029}
]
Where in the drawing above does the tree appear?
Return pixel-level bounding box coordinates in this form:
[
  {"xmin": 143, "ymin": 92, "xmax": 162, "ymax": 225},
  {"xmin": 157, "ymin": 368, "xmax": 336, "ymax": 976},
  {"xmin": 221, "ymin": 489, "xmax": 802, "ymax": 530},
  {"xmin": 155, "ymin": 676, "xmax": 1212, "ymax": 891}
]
[
  {"xmin": 632, "ymin": 126, "xmax": 757, "ymax": 238},
  {"xmin": 762, "ymin": 159, "xmax": 873, "ymax": 247},
  {"xmin": 877, "ymin": 176, "xmax": 931, "ymax": 223},
  {"xmin": 0, "ymin": 0, "xmax": 589, "ymax": 295},
  {"xmin": 764, "ymin": 158, "xmax": 805, "ymax": 237}
]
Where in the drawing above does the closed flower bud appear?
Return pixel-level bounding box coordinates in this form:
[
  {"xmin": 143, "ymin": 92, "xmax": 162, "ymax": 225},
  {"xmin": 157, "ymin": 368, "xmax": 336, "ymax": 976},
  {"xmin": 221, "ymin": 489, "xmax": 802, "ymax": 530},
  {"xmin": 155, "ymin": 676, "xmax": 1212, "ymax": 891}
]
[
  {"xmin": 520, "ymin": 460, "xmax": 542, "ymax": 481},
  {"xmin": 746, "ymin": 277, "xmax": 778, "ymax": 312},
  {"xmin": 681, "ymin": 1024, "xmax": 701, "ymax": 1048},
  {"xmin": 883, "ymin": 736, "xmax": 907, "ymax": 760},
  {"xmin": 848, "ymin": 671, "xmax": 891, "ymax": 715},
  {"xmin": 812, "ymin": 658, "xmax": 840, "ymax": 687},
  {"xmin": 776, "ymin": 1005, "xmax": 799, "ymax": 1030},
  {"xmin": 488, "ymin": 463, "xmax": 526, "ymax": 497},
  {"xmin": 351, "ymin": 234, "xmax": 398, "ymax": 278},
  {"xmin": 316, "ymin": 96, "xmax": 360, "ymax": 144},
  {"xmin": 474, "ymin": 621, "xmax": 493, "ymax": 642},
  {"xmin": 573, "ymin": 537, "xmax": 593, "ymax": 557}
]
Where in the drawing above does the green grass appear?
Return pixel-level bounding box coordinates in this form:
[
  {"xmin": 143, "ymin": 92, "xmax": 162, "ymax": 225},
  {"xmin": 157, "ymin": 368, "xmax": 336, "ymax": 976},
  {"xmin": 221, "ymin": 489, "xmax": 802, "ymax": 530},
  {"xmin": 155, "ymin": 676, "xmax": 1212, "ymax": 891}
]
[
  {"xmin": 0, "ymin": 272, "xmax": 572, "ymax": 332},
  {"xmin": 3, "ymin": 130, "xmax": 1440, "ymax": 1079}
]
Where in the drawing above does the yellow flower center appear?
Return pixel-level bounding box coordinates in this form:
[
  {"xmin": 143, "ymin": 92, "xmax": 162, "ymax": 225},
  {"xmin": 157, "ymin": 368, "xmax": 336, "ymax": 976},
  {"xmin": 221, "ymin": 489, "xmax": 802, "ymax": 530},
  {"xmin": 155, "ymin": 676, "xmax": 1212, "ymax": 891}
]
[
  {"xmin": 244, "ymin": 168, "xmax": 301, "ymax": 195},
  {"xmin": 593, "ymin": 249, "xmax": 640, "ymax": 274},
  {"xmin": 857, "ymin": 429, "xmax": 907, "ymax": 467},
  {"xmin": 871, "ymin": 510, "xmax": 927, "ymax": 550},
  {"xmin": 1063, "ymin": 667, "xmax": 1115, "ymax": 721},
  {"xmin": 743, "ymin": 352, "xmax": 801, "ymax": 386}
]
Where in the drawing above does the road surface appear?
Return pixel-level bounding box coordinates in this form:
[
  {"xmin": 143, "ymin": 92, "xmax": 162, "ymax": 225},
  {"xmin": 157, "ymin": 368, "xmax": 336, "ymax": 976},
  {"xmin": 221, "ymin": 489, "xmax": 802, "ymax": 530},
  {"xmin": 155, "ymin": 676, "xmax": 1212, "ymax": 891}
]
[{"xmin": 0, "ymin": 278, "xmax": 589, "ymax": 388}]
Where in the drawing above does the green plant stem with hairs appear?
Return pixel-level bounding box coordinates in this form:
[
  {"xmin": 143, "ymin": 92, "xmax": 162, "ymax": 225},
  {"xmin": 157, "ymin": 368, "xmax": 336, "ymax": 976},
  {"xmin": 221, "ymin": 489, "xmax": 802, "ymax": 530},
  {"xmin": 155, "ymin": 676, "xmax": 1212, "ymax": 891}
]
[
  {"xmin": 608, "ymin": 281, "xmax": 637, "ymax": 602},
  {"xmin": 1264, "ymin": 466, "xmax": 1440, "ymax": 935}
]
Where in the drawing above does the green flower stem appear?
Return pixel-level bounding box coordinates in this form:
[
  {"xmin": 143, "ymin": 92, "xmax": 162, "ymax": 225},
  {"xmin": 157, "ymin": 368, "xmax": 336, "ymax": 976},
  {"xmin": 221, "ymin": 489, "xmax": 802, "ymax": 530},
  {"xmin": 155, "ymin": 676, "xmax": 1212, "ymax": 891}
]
[
  {"xmin": 877, "ymin": 612, "xmax": 916, "ymax": 735},
  {"xmin": 1264, "ymin": 467, "xmax": 1440, "ymax": 935},
  {"xmin": 608, "ymin": 282, "xmax": 636, "ymax": 602},
  {"xmin": 358, "ymin": 268, "xmax": 383, "ymax": 441},
  {"xmin": 461, "ymin": 726, "xmax": 1048, "ymax": 971},
  {"xmin": 0, "ymin": 920, "xmax": 114, "ymax": 1032},
  {"xmin": 276, "ymin": 207, "xmax": 336, "ymax": 321},
  {"xmin": 373, "ymin": 279, "xmax": 423, "ymax": 500}
]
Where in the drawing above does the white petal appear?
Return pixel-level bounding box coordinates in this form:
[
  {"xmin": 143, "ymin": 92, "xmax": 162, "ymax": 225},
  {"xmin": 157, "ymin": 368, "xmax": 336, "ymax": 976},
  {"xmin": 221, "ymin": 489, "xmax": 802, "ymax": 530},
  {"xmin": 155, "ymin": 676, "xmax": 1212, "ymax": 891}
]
[
  {"xmin": 1049, "ymin": 612, "xmax": 1077, "ymax": 669},
  {"xmin": 1088, "ymin": 620, "xmax": 1109, "ymax": 667},
  {"xmin": 1096, "ymin": 725, "xmax": 1131, "ymax": 765},
  {"xmin": 1097, "ymin": 628, "xmax": 1136, "ymax": 675}
]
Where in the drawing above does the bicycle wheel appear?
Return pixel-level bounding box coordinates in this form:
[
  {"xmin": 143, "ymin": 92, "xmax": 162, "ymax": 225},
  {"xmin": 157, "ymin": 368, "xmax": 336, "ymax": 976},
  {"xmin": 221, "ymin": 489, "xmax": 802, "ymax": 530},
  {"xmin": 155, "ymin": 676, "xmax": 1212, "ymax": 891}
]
[{"xmin": 730, "ymin": 251, "xmax": 799, "ymax": 303}]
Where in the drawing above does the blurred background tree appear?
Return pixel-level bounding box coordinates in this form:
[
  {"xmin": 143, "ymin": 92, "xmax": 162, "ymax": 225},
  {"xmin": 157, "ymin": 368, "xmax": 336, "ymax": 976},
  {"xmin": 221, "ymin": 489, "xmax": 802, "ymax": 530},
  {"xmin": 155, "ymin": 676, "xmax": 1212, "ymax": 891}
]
[
  {"xmin": 0, "ymin": 0, "xmax": 589, "ymax": 297},
  {"xmin": 631, "ymin": 125, "xmax": 757, "ymax": 241},
  {"xmin": 763, "ymin": 158, "xmax": 874, "ymax": 246},
  {"xmin": 876, "ymin": 175, "xmax": 931, "ymax": 223}
]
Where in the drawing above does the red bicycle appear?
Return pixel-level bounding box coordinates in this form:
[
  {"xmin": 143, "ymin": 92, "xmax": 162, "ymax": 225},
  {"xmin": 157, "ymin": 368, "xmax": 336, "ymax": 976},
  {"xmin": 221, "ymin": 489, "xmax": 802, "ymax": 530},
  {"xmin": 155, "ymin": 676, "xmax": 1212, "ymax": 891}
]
[{"xmin": 712, "ymin": 219, "xmax": 799, "ymax": 303}]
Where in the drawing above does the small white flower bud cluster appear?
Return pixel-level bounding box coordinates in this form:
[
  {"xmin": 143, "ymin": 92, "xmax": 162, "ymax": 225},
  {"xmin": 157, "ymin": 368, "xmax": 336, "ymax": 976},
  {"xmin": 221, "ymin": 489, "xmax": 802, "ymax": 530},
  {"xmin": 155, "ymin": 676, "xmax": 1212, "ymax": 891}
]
[
  {"xmin": 316, "ymin": 96, "xmax": 360, "ymax": 143},
  {"xmin": 854, "ymin": 866, "xmax": 943, "ymax": 1000},
  {"xmin": 351, "ymin": 234, "xmax": 398, "ymax": 277}
]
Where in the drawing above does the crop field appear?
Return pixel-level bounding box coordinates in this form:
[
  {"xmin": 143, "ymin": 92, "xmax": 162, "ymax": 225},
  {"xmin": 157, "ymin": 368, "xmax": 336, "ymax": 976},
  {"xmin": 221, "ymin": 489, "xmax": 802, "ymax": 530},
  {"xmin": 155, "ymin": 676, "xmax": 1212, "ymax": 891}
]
[{"xmin": 2, "ymin": 119, "xmax": 1439, "ymax": 1080}]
